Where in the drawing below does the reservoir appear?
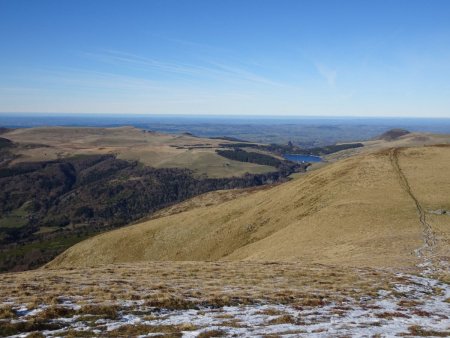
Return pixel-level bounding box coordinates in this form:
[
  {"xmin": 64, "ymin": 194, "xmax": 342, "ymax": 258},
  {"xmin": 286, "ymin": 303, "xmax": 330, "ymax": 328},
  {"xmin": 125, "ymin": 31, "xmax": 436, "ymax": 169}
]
[{"xmin": 283, "ymin": 154, "xmax": 323, "ymax": 163}]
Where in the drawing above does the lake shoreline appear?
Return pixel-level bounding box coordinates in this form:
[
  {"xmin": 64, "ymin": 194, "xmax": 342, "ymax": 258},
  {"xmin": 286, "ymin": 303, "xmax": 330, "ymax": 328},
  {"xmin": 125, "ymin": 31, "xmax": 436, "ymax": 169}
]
[{"xmin": 283, "ymin": 154, "xmax": 323, "ymax": 163}]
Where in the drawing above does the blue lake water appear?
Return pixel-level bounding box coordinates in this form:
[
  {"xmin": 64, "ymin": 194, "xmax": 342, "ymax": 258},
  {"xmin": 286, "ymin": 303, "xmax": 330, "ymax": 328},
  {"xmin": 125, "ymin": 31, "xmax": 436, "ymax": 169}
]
[{"xmin": 283, "ymin": 154, "xmax": 323, "ymax": 163}]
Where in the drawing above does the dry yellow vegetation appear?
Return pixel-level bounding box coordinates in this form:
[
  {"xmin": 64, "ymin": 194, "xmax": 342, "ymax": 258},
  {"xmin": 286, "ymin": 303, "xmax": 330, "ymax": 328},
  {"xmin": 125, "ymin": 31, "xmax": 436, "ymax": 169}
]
[
  {"xmin": 3, "ymin": 135, "xmax": 450, "ymax": 337},
  {"xmin": 7, "ymin": 261, "xmax": 446, "ymax": 337},
  {"xmin": 3, "ymin": 126, "xmax": 275, "ymax": 178},
  {"xmin": 325, "ymin": 131, "xmax": 450, "ymax": 162},
  {"xmin": 2, "ymin": 262, "xmax": 393, "ymax": 310},
  {"xmin": 49, "ymin": 144, "xmax": 450, "ymax": 271},
  {"xmin": 139, "ymin": 185, "xmax": 275, "ymax": 222}
]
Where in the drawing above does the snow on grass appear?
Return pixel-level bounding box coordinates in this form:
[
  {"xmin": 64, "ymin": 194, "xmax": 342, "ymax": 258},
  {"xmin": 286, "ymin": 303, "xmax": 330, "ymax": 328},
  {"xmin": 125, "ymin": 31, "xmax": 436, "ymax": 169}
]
[
  {"xmin": 1, "ymin": 262, "xmax": 449, "ymax": 337},
  {"xmin": 3, "ymin": 272, "xmax": 447, "ymax": 337}
]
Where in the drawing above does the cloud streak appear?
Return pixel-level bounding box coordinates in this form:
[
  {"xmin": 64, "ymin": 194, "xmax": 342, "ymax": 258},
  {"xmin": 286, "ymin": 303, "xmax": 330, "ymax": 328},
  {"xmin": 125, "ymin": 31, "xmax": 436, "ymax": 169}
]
[
  {"xmin": 315, "ymin": 63, "xmax": 337, "ymax": 87},
  {"xmin": 81, "ymin": 49, "xmax": 285, "ymax": 87}
]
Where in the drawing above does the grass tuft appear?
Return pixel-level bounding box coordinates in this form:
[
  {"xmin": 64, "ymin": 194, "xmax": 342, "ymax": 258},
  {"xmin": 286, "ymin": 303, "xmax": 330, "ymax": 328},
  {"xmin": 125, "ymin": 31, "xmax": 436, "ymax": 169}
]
[
  {"xmin": 77, "ymin": 304, "xmax": 118, "ymax": 319},
  {"xmin": 268, "ymin": 314, "xmax": 297, "ymax": 325},
  {"xmin": 198, "ymin": 329, "xmax": 226, "ymax": 338},
  {"xmin": 402, "ymin": 325, "xmax": 450, "ymax": 337},
  {"xmin": 0, "ymin": 305, "xmax": 17, "ymax": 319},
  {"xmin": 108, "ymin": 323, "xmax": 197, "ymax": 336}
]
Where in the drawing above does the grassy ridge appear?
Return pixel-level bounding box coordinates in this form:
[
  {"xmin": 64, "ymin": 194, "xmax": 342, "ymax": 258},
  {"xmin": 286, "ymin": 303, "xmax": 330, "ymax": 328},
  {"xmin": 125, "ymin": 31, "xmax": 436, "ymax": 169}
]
[{"xmin": 50, "ymin": 145, "xmax": 450, "ymax": 270}]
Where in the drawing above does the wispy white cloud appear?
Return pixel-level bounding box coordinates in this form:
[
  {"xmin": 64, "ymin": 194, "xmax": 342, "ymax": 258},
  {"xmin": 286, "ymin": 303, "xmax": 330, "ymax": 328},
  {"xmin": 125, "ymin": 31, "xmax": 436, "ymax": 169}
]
[
  {"xmin": 0, "ymin": 45, "xmax": 302, "ymax": 114},
  {"xmin": 36, "ymin": 67, "xmax": 169, "ymax": 92},
  {"xmin": 206, "ymin": 61, "xmax": 284, "ymax": 87},
  {"xmin": 81, "ymin": 49, "xmax": 284, "ymax": 87},
  {"xmin": 81, "ymin": 50, "xmax": 205, "ymax": 77},
  {"xmin": 0, "ymin": 66, "xmax": 260, "ymax": 112},
  {"xmin": 315, "ymin": 63, "xmax": 337, "ymax": 87}
]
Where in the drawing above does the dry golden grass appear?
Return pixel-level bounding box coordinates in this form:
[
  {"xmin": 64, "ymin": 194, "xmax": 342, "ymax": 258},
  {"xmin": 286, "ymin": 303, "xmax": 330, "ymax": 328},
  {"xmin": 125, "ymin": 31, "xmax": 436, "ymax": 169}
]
[
  {"xmin": 3, "ymin": 126, "xmax": 275, "ymax": 178},
  {"xmin": 325, "ymin": 132, "xmax": 450, "ymax": 162},
  {"xmin": 131, "ymin": 184, "xmax": 276, "ymax": 223},
  {"xmin": 2, "ymin": 133, "xmax": 450, "ymax": 336},
  {"xmin": 1, "ymin": 262, "xmax": 393, "ymax": 310},
  {"xmin": 0, "ymin": 262, "xmax": 396, "ymax": 336},
  {"xmin": 398, "ymin": 146, "xmax": 450, "ymax": 258},
  {"xmin": 0, "ymin": 305, "xmax": 16, "ymax": 319},
  {"xmin": 267, "ymin": 314, "xmax": 297, "ymax": 325},
  {"xmin": 108, "ymin": 323, "xmax": 197, "ymax": 336},
  {"xmin": 404, "ymin": 325, "xmax": 450, "ymax": 337},
  {"xmin": 0, "ymin": 319, "xmax": 62, "ymax": 337},
  {"xmin": 49, "ymin": 145, "xmax": 450, "ymax": 272},
  {"xmin": 197, "ymin": 329, "xmax": 226, "ymax": 337},
  {"xmin": 1, "ymin": 261, "xmax": 448, "ymax": 336}
]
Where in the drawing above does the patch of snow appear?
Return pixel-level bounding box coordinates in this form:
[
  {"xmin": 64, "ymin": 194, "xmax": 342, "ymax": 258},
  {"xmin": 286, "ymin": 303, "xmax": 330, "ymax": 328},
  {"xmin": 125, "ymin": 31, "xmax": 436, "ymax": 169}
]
[{"xmin": 3, "ymin": 272, "xmax": 449, "ymax": 337}]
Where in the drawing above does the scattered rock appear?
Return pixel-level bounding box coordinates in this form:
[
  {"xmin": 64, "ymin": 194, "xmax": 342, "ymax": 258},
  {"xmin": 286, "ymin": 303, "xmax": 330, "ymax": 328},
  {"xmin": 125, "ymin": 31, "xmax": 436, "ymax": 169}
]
[{"xmin": 429, "ymin": 209, "xmax": 448, "ymax": 215}]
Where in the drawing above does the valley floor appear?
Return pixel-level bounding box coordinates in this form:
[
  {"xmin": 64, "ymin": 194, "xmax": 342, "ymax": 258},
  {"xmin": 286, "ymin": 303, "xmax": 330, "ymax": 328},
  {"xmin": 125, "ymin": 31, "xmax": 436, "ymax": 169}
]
[{"xmin": 0, "ymin": 262, "xmax": 449, "ymax": 337}]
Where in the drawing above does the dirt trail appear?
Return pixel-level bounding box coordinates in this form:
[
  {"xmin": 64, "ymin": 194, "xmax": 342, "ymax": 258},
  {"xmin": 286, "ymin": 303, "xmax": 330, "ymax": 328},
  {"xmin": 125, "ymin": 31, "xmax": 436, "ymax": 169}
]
[{"xmin": 389, "ymin": 148, "xmax": 437, "ymax": 263}]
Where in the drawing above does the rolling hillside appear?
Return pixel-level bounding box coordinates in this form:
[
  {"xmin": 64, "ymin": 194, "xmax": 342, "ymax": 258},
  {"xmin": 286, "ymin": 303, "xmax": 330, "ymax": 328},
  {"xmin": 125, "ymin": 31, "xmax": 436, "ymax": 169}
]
[
  {"xmin": 2, "ymin": 126, "xmax": 278, "ymax": 178},
  {"xmin": 0, "ymin": 127, "xmax": 307, "ymax": 271},
  {"xmin": 4, "ymin": 139, "xmax": 450, "ymax": 337},
  {"xmin": 49, "ymin": 144, "xmax": 450, "ymax": 271},
  {"xmin": 324, "ymin": 131, "xmax": 450, "ymax": 162}
]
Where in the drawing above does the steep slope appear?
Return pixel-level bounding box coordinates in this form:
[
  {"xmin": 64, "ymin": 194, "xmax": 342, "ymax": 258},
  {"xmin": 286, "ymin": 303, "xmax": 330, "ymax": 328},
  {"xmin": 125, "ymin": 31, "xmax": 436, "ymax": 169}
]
[
  {"xmin": 49, "ymin": 145, "xmax": 450, "ymax": 270},
  {"xmin": 1, "ymin": 127, "xmax": 308, "ymax": 272}
]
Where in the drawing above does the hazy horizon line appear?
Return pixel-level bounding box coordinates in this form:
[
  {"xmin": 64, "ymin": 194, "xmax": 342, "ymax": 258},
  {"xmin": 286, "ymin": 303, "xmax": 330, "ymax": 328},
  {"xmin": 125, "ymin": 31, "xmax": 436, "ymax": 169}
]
[{"xmin": 1, "ymin": 112, "xmax": 449, "ymax": 120}]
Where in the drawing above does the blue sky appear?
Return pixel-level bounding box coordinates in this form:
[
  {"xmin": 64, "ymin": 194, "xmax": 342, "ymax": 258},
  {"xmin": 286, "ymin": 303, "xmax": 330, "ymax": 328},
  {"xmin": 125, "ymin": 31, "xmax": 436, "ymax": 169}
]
[{"xmin": 1, "ymin": 0, "xmax": 450, "ymax": 117}]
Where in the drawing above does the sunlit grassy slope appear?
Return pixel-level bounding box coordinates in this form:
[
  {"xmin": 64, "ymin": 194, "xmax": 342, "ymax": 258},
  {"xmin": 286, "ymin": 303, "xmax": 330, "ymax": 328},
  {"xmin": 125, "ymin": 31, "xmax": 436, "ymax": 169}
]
[
  {"xmin": 3, "ymin": 126, "xmax": 275, "ymax": 178},
  {"xmin": 49, "ymin": 144, "xmax": 450, "ymax": 270}
]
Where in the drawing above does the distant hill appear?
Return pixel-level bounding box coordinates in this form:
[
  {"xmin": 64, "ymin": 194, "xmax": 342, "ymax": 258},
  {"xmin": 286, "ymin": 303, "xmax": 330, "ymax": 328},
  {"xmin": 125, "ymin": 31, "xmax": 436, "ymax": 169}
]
[
  {"xmin": 378, "ymin": 128, "xmax": 411, "ymax": 141},
  {"xmin": 49, "ymin": 144, "xmax": 450, "ymax": 270},
  {"xmin": 2, "ymin": 126, "xmax": 279, "ymax": 178},
  {"xmin": 210, "ymin": 136, "xmax": 251, "ymax": 142}
]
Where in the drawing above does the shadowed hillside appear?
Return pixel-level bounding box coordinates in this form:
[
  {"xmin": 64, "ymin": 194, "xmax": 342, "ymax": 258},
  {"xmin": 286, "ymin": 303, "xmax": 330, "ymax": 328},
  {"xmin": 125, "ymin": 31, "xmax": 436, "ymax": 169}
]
[
  {"xmin": 0, "ymin": 154, "xmax": 303, "ymax": 272},
  {"xmin": 378, "ymin": 128, "xmax": 411, "ymax": 141},
  {"xmin": 49, "ymin": 145, "xmax": 450, "ymax": 270},
  {"xmin": 0, "ymin": 127, "xmax": 310, "ymax": 271}
]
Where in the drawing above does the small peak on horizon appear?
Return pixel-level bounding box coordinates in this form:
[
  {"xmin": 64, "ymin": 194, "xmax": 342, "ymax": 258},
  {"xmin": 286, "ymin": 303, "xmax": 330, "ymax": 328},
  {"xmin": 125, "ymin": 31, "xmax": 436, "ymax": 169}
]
[{"xmin": 378, "ymin": 129, "xmax": 411, "ymax": 141}]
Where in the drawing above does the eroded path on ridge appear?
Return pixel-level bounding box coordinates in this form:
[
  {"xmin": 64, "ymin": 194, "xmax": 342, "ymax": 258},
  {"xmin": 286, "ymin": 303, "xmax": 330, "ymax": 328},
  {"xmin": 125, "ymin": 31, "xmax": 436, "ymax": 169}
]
[{"xmin": 389, "ymin": 148, "xmax": 437, "ymax": 271}]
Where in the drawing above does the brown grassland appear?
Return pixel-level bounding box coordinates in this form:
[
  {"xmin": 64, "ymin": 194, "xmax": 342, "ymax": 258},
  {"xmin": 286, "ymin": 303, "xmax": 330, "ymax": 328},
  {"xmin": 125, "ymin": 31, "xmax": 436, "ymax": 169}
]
[
  {"xmin": 3, "ymin": 126, "xmax": 276, "ymax": 178},
  {"xmin": 1, "ymin": 131, "xmax": 450, "ymax": 336},
  {"xmin": 49, "ymin": 144, "xmax": 450, "ymax": 272},
  {"xmin": 1, "ymin": 261, "xmax": 449, "ymax": 336}
]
